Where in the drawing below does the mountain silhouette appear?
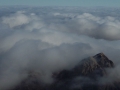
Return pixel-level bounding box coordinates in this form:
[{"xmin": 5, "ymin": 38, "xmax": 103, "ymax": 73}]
[{"xmin": 12, "ymin": 53, "xmax": 119, "ymax": 90}]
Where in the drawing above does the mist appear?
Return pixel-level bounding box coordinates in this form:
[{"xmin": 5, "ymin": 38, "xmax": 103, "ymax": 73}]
[{"xmin": 0, "ymin": 6, "xmax": 120, "ymax": 89}]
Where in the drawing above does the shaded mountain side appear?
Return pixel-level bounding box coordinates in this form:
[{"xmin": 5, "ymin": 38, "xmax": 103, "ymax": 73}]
[
  {"xmin": 12, "ymin": 53, "xmax": 119, "ymax": 90},
  {"xmin": 93, "ymin": 53, "xmax": 114, "ymax": 68},
  {"xmin": 55, "ymin": 53, "xmax": 114, "ymax": 80}
]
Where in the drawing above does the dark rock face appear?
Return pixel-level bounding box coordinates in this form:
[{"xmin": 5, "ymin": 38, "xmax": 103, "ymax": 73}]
[
  {"xmin": 12, "ymin": 53, "xmax": 119, "ymax": 90},
  {"xmin": 93, "ymin": 53, "xmax": 114, "ymax": 68}
]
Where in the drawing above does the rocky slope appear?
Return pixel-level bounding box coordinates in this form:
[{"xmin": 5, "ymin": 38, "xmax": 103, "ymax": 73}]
[{"xmin": 12, "ymin": 53, "xmax": 119, "ymax": 90}]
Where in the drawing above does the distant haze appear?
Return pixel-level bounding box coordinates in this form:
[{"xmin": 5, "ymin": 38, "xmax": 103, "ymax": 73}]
[{"xmin": 0, "ymin": 0, "xmax": 120, "ymax": 7}]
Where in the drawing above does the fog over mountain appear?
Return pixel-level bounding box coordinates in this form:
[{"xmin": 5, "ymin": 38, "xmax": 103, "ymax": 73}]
[{"xmin": 0, "ymin": 6, "xmax": 120, "ymax": 89}]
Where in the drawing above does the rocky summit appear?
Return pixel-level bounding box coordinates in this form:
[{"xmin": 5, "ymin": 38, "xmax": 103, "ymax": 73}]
[{"xmin": 12, "ymin": 53, "xmax": 120, "ymax": 90}]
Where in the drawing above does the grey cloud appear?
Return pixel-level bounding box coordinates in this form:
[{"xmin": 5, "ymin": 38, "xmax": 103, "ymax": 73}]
[
  {"xmin": 2, "ymin": 10, "xmax": 120, "ymax": 40},
  {"xmin": 0, "ymin": 7, "xmax": 120, "ymax": 89}
]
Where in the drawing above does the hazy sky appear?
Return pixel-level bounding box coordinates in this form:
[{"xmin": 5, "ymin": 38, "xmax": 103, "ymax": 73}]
[{"xmin": 0, "ymin": 0, "xmax": 120, "ymax": 7}]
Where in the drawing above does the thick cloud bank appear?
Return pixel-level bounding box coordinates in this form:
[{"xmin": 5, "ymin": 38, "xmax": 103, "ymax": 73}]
[{"xmin": 0, "ymin": 6, "xmax": 120, "ymax": 89}]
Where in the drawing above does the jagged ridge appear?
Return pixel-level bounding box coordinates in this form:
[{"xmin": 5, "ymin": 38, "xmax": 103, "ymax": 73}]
[{"xmin": 12, "ymin": 53, "xmax": 119, "ymax": 90}]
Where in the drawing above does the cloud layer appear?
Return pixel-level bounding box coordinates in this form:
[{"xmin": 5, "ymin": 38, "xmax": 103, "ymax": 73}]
[{"xmin": 0, "ymin": 6, "xmax": 120, "ymax": 89}]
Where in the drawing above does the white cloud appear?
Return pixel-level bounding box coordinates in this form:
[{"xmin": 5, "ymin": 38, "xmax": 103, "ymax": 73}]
[
  {"xmin": 2, "ymin": 11, "xmax": 29, "ymax": 28},
  {"xmin": 0, "ymin": 7, "xmax": 120, "ymax": 89}
]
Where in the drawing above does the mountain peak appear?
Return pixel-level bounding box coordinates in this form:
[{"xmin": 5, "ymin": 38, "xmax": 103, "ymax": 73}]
[
  {"xmin": 12, "ymin": 53, "xmax": 116, "ymax": 90},
  {"xmin": 93, "ymin": 53, "xmax": 114, "ymax": 68},
  {"xmin": 93, "ymin": 52, "xmax": 108, "ymax": 59}
]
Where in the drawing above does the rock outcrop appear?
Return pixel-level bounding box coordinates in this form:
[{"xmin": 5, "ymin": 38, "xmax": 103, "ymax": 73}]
[{"xmin": 12, "ymin": 53, "xmax": 120, "ymax": 90}]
